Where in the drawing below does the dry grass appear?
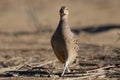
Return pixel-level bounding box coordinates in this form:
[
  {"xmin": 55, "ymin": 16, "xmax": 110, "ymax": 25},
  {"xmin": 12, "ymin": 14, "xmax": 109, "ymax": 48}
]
[{"xmin": 0, "ymin": 0, "xmax": 120, "ymax": 80}]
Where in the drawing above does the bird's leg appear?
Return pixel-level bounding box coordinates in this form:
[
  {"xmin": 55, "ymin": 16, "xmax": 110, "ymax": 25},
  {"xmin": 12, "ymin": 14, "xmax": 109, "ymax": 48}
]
[
  {"xmin": 66, "ymin": 66, "xmax": 70, "ymax": 72},
  {"xmin": 61, "ymin": 60, "xmax": 69, "ymax": 76}
]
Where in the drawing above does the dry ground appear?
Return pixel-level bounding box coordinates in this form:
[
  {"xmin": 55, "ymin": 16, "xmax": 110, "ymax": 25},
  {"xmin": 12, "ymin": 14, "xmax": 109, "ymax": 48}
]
[{"xmin": 0, "ymin": 0, "xmax": 120, "ymax": 80}]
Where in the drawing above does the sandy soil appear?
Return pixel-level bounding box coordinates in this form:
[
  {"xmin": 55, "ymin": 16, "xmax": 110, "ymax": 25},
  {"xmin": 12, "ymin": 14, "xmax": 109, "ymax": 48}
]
[{"xmin": 0, "ymin": 0, "xmax": 120, "ymax": 80}]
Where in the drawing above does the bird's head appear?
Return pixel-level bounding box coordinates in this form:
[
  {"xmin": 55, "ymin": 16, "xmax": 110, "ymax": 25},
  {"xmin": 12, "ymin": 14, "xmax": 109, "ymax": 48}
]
[{"xmin": 59, "ymin": 6, "xmax": 69, "ymax": 16}]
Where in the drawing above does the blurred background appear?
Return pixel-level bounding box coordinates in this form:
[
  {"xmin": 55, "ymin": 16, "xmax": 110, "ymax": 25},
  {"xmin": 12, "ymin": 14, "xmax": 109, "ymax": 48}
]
[
  {"xmin": 0, "ymin": 0, "xmax": 120, "ymax": 30},
  {"xmin": 0, "ymin": 0, "xmax": 120, "ymax": 48}
]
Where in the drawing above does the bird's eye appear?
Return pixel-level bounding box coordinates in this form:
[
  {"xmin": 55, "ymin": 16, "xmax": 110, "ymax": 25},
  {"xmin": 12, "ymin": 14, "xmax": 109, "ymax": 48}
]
[{"xmin": 60, "ymin": 9, "xmax": 64, "ymax": 13}]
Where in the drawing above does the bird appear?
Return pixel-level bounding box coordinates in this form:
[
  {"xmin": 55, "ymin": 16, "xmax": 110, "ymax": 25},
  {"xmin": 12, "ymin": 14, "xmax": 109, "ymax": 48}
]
[{"xmin": 51, "ymin": 6, "xmax": 79, "ymax": 76}]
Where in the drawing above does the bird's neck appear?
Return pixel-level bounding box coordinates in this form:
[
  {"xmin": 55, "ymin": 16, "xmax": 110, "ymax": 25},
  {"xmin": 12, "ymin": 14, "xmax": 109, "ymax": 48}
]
[
  {"xmin": 58, "ymin": 15, "xmax": 71, "ymax": 34},
  {"xmin": 60, "ymin": 15, "xmax": 69, "ymax": 23},
  {"xmin": 59, "ymin": 15, "xmax": 70, "ymax": 29}
]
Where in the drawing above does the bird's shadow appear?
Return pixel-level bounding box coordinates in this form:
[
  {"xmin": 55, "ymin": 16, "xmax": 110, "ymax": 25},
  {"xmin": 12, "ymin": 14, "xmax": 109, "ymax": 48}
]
[{"xmin": 72, "ymin": 24, "xmax": 120, "ymax": 34}]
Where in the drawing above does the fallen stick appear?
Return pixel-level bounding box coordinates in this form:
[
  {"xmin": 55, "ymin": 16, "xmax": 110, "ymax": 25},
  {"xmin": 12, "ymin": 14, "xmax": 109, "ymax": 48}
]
[
  {"xmin": 27, "ymin": 60, "xmax": 58, "ymax": 70},
  {"xmin": 0, "ymin": 60, "xmax": 58, "ymax": 74},
  {"xmin": 17, "ymin": 60, "xmax": 58, "ymax": 70},
  {"xmin": 78, "ymin": 71, "xmax": 105, "ymax": 79},
  {"xmin": 72, "ymin": 65, "xmax": 115, "ymax": 79},
  {"xmin": 36, "ymin": 60, "xmax": 57, "ymax": 67},
  {"xmin": 86, "ymin": 65, "xmax": 115, "ymax": 73},
  {"xmin": 0, "ymin": 64, "xmax": 25, "ymax": 74},
  {"xmin": 68, "ymin": 67, "xmax": 108, "ymax": 79}
]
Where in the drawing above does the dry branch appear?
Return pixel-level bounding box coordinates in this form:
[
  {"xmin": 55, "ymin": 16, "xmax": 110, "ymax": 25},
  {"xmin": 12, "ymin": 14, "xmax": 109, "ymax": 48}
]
[
  {"xmin": 77, "ymin": 65, "xmax": 115, "ymax": 79},
  {"xmin": 0, "ymin": 64, "xmax": 25, "ymax": 74},
  {"xmin": 86, "ymin": 65, "xmax": 115, "ymax": 73}
]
